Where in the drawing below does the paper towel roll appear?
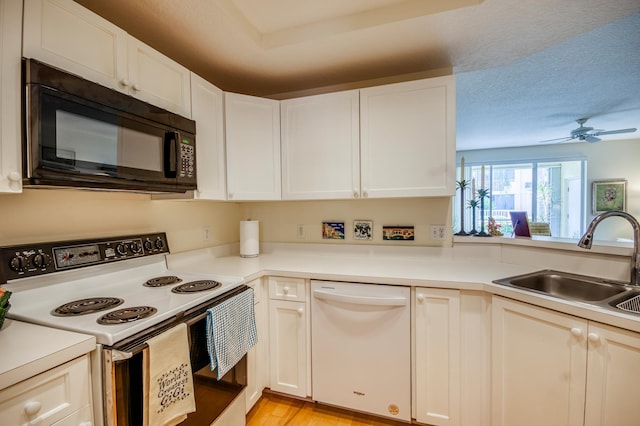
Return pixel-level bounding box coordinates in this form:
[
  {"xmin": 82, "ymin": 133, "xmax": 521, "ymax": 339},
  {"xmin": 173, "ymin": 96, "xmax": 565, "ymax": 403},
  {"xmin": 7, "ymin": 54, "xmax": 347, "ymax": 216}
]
[{"xmin": 240, "ymin": 220, "xmax": 259, "ymax": 258}]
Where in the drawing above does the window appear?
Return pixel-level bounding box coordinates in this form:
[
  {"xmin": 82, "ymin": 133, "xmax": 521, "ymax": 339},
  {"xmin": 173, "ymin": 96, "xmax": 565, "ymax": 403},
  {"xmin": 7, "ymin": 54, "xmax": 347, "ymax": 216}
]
[{"xmin": 454, "ymin": 159, "xmax": 585, "ymax": 238}]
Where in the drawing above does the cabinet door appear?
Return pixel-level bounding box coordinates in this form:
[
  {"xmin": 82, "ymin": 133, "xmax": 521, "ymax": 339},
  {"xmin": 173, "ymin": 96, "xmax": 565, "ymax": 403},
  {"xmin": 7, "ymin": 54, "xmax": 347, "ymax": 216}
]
[
  {"xmin": 23, "ymin": 0, "xmax": 128, "ymax": 92},
  {"xmin": 246, "ymin": 278, "xmax": 266, "ymax": 413},
  {"xmin": 191, "ymin": 73, "xmax": 226, "ymax": 200},
  {"xmin": 268, "ymin": 299, "xmax": 307, "ymax": 397},
  {"xmin": 360, "ymin": 76, "xmax": 455, "ymax": 198},
  {"xmin": 126, "ymin": 37, "xmax": 192, "ymax": 118},
  {"xmin": 225, "ymin": 93, "xmax": 281, "ymax": 200},
  {"xmin": 281, "ymin": 90, "xmax": 360, "ymax": 200},
  {"xmin": 491, "ymin": 296, "xmax": 587, "ymax": 426},
  {"xmin": 584, "ymin": 322, "xmax": 640, "ymax": 426},
  {"xmin": 0, "ymin": 0, "xmax": 22, "ymax": 192},
  {"xmin": 415, "ymin": 288, "xmax": 461, "ymax": 426}
]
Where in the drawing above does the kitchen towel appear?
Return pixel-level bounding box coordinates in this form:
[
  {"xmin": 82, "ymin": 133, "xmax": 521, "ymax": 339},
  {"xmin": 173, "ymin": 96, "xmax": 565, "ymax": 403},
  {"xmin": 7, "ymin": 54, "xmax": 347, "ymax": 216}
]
[
  {"xmin": 143, "ymin": 323, "xmax": 196, "ymax": 426},
  {"xmin": 206, "ymin": 288, "xmax": 257, "ymax": 379},
  {"xmin": 240, "ymin": 220, "xmax": 260, "ymax": 257}
]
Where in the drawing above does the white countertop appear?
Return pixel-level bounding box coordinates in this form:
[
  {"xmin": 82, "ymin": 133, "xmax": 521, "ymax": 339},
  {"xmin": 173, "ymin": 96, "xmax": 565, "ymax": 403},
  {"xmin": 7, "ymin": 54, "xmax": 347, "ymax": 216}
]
[
  {"xmin": 167, "ymin": 241, "xmax": 640, "ymax": 333},
  {"xmin": 0, "ymin": 319, "xmax": 95, "ymax": 391}
]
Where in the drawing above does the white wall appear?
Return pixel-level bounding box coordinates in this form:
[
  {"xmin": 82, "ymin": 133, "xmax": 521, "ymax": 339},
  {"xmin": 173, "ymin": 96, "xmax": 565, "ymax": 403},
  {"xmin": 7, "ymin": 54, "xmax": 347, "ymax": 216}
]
[
  {"xmin": 458, "ymin": 137, "xmax": 640, "ymax": 241},
  {"xmin": 0, "ymin": 189, "xmax": 242, "ymax": 253}
]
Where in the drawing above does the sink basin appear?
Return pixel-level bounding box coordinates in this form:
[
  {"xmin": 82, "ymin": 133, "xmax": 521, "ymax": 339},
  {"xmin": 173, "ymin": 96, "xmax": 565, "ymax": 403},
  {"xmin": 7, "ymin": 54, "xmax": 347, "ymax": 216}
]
[{"xmin": 493, "ymin": 270, "xmax": 630, "ymax": 302}]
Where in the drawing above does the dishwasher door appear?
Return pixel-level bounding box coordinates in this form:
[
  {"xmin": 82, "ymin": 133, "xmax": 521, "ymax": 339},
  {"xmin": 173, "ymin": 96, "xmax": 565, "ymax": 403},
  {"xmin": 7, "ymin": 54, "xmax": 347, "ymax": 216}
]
[{"xmin": 311, "ymin": 280, "xmax": 411, "ymax": 421}]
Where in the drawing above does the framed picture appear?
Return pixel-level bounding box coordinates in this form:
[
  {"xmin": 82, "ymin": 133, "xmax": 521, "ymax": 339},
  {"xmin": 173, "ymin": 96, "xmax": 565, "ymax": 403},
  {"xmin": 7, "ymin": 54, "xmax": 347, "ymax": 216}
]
[
  {"xmin": 592, "ymin": 179, "xmax": 627, "ymax": 214},
  {"xmin": 322, "ymin": 221, "xmax": 345, "ymax": 239},
  {"xmin": 382, "ymin": 225, "xmax": 415, "ymax": 241},
  {"xmin": 353, "ymin": 220, "xmax": 373, "ymax": 240}
]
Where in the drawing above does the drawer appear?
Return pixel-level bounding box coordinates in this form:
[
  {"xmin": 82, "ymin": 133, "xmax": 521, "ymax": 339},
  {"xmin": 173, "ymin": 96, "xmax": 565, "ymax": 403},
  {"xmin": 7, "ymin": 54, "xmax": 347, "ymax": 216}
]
[
  {"xmin": 0, "ymin": 354, "xmax": 92, "ymax": 426},
  {"xmin": 268, "ymin": 276, "xmax": 306, "ymax": 302}
]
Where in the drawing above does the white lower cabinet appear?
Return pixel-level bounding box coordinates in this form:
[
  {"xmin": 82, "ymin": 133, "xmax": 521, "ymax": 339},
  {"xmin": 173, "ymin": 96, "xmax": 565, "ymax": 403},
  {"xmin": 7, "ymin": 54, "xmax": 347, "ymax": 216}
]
[
  {"xmin": 0, "ymin": 354, "xmax": 93, "ymax": 426},
  {"xmin": 414, "ymin": 288, "xmax": 461, "ymax": 426},
  {"xmin": 583, "ymin": 321, "xmax": 640, "ymax": 426},
  {"xmin": 267, "ymin": 277, "xmax": 310, "ymax": 398},
  {"xmin": 414, "ymin": 289, "xmax": 491, "ymax": 426},
  {"xmin": 245, "ymin": 278, "xmax": 266, "ymax": 413},
  {"xmin": 492, "ymin": 295, "xmax": 640, "ymax": 426}
]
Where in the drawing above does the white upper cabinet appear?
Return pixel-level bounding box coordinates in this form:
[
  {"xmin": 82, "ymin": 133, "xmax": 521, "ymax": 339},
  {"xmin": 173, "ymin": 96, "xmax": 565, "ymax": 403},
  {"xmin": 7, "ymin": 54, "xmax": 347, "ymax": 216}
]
[
  {"xmin": 360, "ymin": 76, "xmax": 456, "ymax": 198},
  {"xmin": 225, "ymin": 92, "xmax": 281, "ymax": 201},
  {"xmin": 190, "ymin": 73, "xmax": 226, "ymax": 200},
  {"xmin": 23, "ymin": 0, "xmax": 191, "ymax": 118},
  {"xmin": 0, "ymin": 0, "xmax": 23, "ymax": 193},
  {"xmin": 281, "ymin": 90, "xmax": 360, "ymax": 200}
]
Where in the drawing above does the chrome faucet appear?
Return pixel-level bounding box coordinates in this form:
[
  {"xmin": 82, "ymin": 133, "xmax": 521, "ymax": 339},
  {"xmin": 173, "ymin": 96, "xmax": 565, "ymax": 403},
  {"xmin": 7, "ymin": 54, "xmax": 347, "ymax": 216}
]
[{"xmin": 578, "ymin": 210, "xmax": 640, "ymax": 285}]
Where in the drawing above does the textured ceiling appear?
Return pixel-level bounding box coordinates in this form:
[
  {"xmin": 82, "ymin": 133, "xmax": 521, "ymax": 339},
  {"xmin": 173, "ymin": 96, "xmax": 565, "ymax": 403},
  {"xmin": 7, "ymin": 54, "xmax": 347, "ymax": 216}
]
[{"xmin": 74, "ymin": 0, "xmax": 640, "ymax": 150}]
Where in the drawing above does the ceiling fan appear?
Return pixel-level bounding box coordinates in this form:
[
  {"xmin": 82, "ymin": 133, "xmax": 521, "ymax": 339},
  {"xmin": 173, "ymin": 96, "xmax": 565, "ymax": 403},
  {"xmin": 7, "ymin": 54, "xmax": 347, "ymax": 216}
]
[{"xmin": 540, "ymin": 118, "xmax": 637, "ymax": 143}]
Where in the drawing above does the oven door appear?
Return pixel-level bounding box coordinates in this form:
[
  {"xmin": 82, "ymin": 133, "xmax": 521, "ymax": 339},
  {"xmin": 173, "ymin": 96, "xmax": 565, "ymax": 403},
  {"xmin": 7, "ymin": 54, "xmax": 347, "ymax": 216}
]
[{"xmin": 102, "ymin": 286, "xmax": 249, "ymax": 426}]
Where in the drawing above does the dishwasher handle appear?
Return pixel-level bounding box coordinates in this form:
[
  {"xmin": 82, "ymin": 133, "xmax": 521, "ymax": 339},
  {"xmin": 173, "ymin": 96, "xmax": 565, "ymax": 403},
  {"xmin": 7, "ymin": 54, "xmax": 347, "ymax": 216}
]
[{"xmin": 312, "ymin": 289, "xmax": 407, "ymax": 307}]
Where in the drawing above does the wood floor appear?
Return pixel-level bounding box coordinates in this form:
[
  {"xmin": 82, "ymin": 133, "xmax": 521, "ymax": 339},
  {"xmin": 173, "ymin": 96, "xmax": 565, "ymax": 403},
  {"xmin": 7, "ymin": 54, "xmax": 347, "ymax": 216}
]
[{"xmin": 246, "ymin": 393, "xmax": 407, "ymax": 426}]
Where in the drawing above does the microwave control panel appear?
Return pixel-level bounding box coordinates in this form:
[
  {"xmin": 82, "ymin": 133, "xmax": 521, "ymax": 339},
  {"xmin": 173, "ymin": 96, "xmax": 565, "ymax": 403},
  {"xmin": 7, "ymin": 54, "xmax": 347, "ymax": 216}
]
[
  {"xmin": 179, "ymin": 137, "xmax": 195, "ymax": 179},
  {"xmin": 0, "ymin": 232, "xmax": 169, "ymax": 282}
]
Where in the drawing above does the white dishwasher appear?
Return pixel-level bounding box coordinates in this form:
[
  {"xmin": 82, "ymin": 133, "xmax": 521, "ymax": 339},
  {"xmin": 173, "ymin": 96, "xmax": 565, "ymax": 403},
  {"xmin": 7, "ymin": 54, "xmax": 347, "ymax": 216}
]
[{"xmin": 311, "ymin": 280, "xmax": 411, "ymax": 422}]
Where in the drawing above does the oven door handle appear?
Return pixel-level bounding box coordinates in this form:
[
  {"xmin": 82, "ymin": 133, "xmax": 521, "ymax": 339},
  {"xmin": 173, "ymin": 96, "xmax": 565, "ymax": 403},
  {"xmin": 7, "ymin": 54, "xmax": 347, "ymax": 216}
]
[{"xmin": 111, "ymin": 349, "xmax": 133, "ymax": 361}]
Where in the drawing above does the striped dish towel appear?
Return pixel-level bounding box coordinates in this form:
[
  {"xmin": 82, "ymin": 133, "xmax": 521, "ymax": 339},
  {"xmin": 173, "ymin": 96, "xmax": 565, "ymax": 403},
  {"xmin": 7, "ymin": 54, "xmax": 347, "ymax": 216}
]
[{"xmin": 205, "ymin": 288, "xmax": 257, "ymax": 380}]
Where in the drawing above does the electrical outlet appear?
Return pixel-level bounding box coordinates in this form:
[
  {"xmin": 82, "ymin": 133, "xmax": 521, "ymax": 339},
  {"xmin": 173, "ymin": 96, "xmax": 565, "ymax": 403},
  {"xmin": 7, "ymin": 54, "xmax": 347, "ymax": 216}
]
[
  {"xmin": 296, "ymin": 224, "xmax": 306, "ymax": 239},
  {"xmin": 430, "ymin": 225, "xmax": 447, "ymax": 241},
  {"xmin": 203, "ymin": 226, "xmax": 211, "ymax": 241}
]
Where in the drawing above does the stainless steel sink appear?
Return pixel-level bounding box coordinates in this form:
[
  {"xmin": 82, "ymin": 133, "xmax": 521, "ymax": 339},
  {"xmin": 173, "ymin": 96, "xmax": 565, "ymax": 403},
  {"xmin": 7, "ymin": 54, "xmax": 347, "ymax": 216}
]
[{"xmin": 493, "ymin": 270, "xmax": 634, "ymax": 304}]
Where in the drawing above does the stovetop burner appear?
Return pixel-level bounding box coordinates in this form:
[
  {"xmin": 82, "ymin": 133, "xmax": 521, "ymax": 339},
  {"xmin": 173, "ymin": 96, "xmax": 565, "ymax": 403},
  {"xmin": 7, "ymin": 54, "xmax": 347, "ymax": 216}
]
[
  {"xmin": 97, "ymin": 306, "xmax": 158, "ymax": 325},
  {"xmin": 144, "ymin": 275, "xmax": 183, "ymax": 287},
  {"xmin": 52, "ymin": 297, "xmax": 124, "ymax": 316},
  {"xmin": 172, "ymin": 280, "xmax": 222, "ymax": 294}
]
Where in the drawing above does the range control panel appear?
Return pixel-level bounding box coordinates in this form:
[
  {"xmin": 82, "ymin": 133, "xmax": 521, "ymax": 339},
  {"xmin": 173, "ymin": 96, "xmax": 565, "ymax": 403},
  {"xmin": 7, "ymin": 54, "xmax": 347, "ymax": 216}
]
[{"xmin": 0, "ymin": 233, "xmax": 169, "ymax": 282}]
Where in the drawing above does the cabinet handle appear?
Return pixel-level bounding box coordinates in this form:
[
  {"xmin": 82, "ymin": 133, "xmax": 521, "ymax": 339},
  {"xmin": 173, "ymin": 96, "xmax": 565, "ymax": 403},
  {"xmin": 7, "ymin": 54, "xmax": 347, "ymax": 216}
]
[
  {"xmin": 417, "ymin": 294, "xmax": 425, "ymax": 303},
  {"xmin": 282, "ymin": 286, "xmax": 289, "ymax": 294},
  {"xmin": 120, "ymin": 79, "xmax": 130, "ymax": 88},
  {"xmin": 570, "ymin": 327, "xmax": 583, "ymax": 338},
  {"xmin": 297, "ymin": 307, "xmax": 304, "ymax": 316},
  {"xmin": 7, "ymin": 171, "xmax": 20, "ymax": 182},
  {"xmin": 362, "ymin": 190, "xmax": 369, "ymax": 198},
  {"xmin": 587, "ymin": 332, "xmax": 601, "ymax": 344},
  {"xmin": 24, "ymin": 400, "xmax": 42, "ymax": 416},
  {"xmin": 228, "ymin": 192, "xmax": 234, "ymax": 199},
  {"xmin": 353, "ymin": 190, "xmax": 359, "ymax": 198},
  {"xmin": 131, "ymin": 83, "xmax": 141, "ymax": 92}
]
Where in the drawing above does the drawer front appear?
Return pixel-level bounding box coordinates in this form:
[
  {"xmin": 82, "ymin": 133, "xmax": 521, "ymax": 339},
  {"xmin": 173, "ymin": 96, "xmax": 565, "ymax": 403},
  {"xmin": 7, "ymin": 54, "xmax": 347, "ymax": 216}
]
[
  {"xmin": 0, "ymin": 355, "xmax": 92, "ymax": 425},
  {"xmin": 268, "ymin": 276, "xmax": 306, "ymax": 301}
]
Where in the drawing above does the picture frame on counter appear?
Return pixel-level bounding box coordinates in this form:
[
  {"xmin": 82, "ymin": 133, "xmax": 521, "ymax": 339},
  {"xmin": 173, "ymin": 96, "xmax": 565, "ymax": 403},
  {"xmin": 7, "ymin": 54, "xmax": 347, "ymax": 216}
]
[
  {"xmin": 353, "ymin": 220, "xmax": 373, "ymax": 240},
  {"xmin": 592, "ymin": 179, "xmax": 626, "ymax": 214},
  {"xmin": 382, "ymin": 225, "xmax": 415, "ymax": 241},
  {"xmin": 322, "ymin": 221, "xmax": 345, "ymax": 239}
]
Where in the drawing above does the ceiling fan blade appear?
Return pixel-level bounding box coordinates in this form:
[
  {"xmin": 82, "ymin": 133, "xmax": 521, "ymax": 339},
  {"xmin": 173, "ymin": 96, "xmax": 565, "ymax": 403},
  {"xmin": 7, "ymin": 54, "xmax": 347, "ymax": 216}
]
[
  {"xmin": 585, "ymin": 136, "xmax": 601, "ymax": 143},
  {"xmin": 591, "ymin": 128, "xmax": 637, "ymax": 136},
  {"xmin": 539, "ymin": 136, "xmax": 573, "ymax": 143}
]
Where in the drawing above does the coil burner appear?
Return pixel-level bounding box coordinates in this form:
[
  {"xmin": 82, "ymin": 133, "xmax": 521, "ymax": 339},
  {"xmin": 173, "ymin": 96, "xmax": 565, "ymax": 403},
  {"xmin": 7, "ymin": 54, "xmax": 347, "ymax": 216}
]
[
  {"xmin": 97, "ymin": 306, "xmax": 157, "ymax": 325},
  {"xmin": 172, "ymin": 280, "xmax": 222, "ymax": 294},
  {"xmin": 52, "ymin": 297, "xmax": 124, "ymax": 316},
  {"xmin": 144, "ymin": 275, "xmax": 183, "ymax": 287}
]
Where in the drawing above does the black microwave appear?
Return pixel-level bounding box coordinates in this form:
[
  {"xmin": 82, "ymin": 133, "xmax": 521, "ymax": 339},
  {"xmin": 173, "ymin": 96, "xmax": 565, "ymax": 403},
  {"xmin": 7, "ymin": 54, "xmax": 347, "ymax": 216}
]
[{"xmin": 22, "ymin": 59, "xmax": 197, "ymax": 193}]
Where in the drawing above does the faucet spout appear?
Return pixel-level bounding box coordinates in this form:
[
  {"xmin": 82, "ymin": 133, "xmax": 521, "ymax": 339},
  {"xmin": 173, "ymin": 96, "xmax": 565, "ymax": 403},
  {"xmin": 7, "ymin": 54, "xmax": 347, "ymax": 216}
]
[{"xmin": 578, "ymin": 210, "xmax": 640, "ymax": 285}]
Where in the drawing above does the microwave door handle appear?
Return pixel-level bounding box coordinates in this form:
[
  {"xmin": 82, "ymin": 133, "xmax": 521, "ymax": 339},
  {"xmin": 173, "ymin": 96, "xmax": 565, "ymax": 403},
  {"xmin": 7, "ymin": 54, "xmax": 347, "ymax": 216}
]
[{"xmin": 163, "ymin": 131, "xmax": 179, "ymax": 178}]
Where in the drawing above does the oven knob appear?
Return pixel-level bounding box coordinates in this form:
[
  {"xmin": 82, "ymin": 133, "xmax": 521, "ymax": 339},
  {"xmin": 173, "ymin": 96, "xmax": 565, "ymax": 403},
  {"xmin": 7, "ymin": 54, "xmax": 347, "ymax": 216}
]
[
  {"xmin": 116, "ymin": 244, "xmax": 128, "ymax": 256},
  {"xmin": 9, "ymin": 255, "xmax": 27, "ymax": 272},
  {"xmin": 155, "ymin": 239, "xmax": 165, "ymax": 251},
  {"xmin": 130, "ymin": 242, "xmax": 142, "ymax": 254},
  {"xmin": 33, "ymin": 253, "xmax": 51, "ymax": 269},
  {"xmin": 143, "ymin": 240, "xmax": 154, "ymax": 251}
]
